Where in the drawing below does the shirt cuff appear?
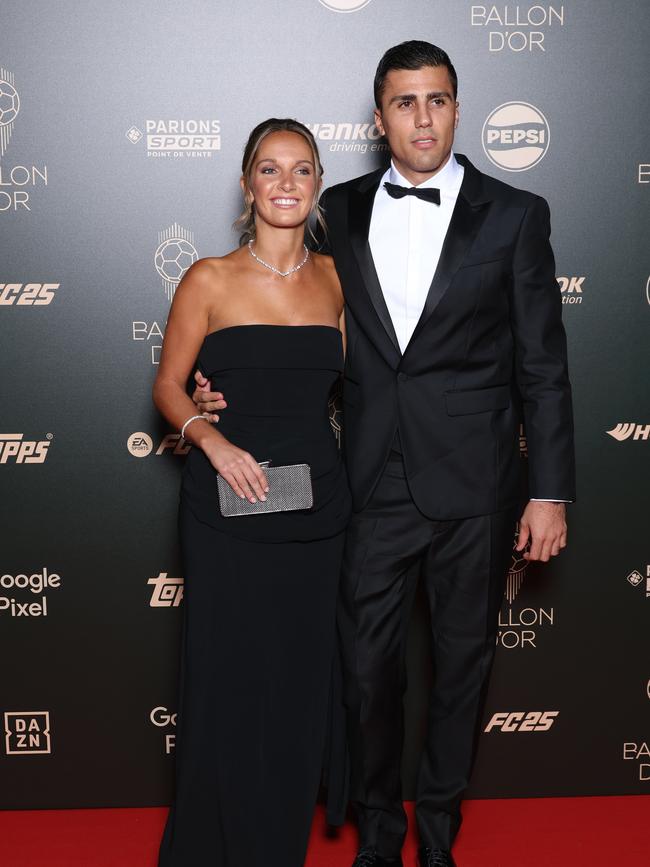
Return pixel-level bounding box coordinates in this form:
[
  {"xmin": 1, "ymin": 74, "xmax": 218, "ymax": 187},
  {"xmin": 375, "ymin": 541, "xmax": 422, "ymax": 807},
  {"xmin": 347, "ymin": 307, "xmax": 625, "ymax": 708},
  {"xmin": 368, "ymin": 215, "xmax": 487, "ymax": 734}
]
[{"xmin": 530, "ymin": 498, "xmax": 571, "ymax": 503}]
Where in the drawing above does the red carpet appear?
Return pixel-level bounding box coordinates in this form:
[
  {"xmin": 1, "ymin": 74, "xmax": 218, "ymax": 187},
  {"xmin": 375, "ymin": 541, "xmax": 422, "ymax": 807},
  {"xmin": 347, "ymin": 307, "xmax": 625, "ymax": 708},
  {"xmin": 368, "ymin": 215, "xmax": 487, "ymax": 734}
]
[{"xmin": 0, "ymin": 797, "xmax": 647, "ymax": 866}]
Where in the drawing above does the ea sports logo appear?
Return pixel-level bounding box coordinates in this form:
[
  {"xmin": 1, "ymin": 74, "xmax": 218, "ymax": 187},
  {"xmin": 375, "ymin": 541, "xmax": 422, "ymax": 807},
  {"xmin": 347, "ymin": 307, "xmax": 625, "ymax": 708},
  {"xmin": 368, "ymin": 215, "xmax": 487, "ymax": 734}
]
[
  {"xmin": 0, "ymin": 77, "xmax": 19, "ymax": 126},
  {"xmin": 482, "ymin": 102, "xmax": 550, "ymax": 172},
  {"xmin": 127, "ymin": 432, "xmax": 153, "ymax": 457},
  {"xmin": 318, "ymin": 0, "xmax": 373, "ymax": 11}
]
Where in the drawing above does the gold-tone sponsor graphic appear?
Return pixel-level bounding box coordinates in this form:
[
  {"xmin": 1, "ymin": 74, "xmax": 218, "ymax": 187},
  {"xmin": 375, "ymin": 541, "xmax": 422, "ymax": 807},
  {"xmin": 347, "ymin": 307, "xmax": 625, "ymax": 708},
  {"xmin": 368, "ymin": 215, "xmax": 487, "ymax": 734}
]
[
  {"xmin": 0, "ymin": 68, "xmax": 20, "ymax": 157},
  {"xmin": 497, "ymin": 526, "xmax": 554, "ymax": 649},
  {"xmin": 150, "ymin": 706, "xmax": 176, "ymax": 755},
  {"xmin": 0, "ymin": 567, "xmax": 61, "ymax": 618},
  {"xmin": 0, "ymin": 433, "xmax": 52, "ymax": 464},
  {"xmin": 482, "ymin": 102, "xmax": 550, "ymax": 171},
  {"xmin": 127, "ymin": 432, "xmax": 191, "ymax": 458},
  {"xmin": 625, "ymin": 566, "xmax": 650, "ymax": 599},
  {"xmin": 0, "ymin": 283, "xmax": 58, "ymax": 306},
  {"xmin": 305, "ymin": 122, "xmax": 387, "ymax": 155},
  {"xmin": 0, "ymin": 69, "xmax": 49, "ymax": 213},
  {"xmin": 557, "ymin": 276, "xmax": 585, "ymax": 306},
  {"xmin": 470, "ymin": 4, "xmax": 566, "ymax": 53},
  {"xmin": 318, "ymin": 0, "xmax": 373, "ymax": 11},
  {"xmin": 606, "ymin": 424, "xmax": 650, "ymax": 442},
  {"xmin": 4, "ymin": 711, "xmax": 51, "ymax": 755},
  {"xmin": 126, "ymin": 119, "xmax": 220, "ymax": 159},
  {"xmin": 155, "ymin": 223, "xmax": 198, "ymax": 301},
  {"xmin": 148, "ymin": 572, "xmax": 184, "ymax": 607},
  {"xmin": 623, "ymin": 742, "xmax": 649, "ymax": 781},
  {"xmin": 127, "ymin": 432, "xmax": 153, "ymax": 457},
  {"xmin": 484, "ymin": 710, "xmax": 559, "ymax": 732},
  {"xmin": 518, "ymin": 423, "xmax": 528, "ymax": 457}
]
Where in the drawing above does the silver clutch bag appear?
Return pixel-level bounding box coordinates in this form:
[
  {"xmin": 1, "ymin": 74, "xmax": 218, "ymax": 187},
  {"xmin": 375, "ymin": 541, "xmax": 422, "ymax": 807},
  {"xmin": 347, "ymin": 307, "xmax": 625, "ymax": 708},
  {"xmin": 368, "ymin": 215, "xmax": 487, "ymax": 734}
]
[{"xmin": 217, "ymin": 462, "xmax": 313, "ymax": 517}]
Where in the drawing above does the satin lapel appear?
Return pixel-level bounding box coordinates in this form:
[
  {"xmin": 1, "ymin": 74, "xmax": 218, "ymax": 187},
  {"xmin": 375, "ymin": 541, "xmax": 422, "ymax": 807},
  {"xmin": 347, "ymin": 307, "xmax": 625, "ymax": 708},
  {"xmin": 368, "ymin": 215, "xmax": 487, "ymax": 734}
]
[
  {"xmin": 348, "ymin": 180, "xmax": 401, "ymax": 361},
  {"xmin": 405, "ymin": 192, "xmax": 489, "ymax": 350}
]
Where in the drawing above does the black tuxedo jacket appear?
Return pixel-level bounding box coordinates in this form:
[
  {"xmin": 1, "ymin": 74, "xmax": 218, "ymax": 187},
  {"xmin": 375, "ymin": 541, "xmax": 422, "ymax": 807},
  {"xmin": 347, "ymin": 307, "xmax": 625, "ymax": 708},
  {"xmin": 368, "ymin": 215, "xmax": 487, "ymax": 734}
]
[{"xmin": 319, "ymin": 153, "xmax": 575, "ymax": 519}]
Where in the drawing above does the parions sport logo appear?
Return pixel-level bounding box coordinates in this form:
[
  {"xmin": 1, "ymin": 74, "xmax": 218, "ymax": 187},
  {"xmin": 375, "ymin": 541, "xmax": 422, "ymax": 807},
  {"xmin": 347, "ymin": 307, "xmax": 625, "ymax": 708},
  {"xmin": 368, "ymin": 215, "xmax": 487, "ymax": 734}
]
[
  {"xmin": 0, "ymin": 283, "xmax": 58, "ymax": 306},
  {"xmin": 0, "ymin": 433, "xmax": 52, "ymax": 464},
  {"xmin": 625, "ymin": 566, "xmax": 650, "ymax": 599},
  {"xmin": 155, "ymin": 223, "xmax": 198, "ymax": 301},
  {"xmin": 126, "ymin": 119, "xmax": 221, "ymax": 159},
  {"xmin": 482, "ymin": 102, "xmax": 550, "ymax": 171},
  {"xmin": 318, "ymin": 0, "xmax": 373, "ymax": 11}
]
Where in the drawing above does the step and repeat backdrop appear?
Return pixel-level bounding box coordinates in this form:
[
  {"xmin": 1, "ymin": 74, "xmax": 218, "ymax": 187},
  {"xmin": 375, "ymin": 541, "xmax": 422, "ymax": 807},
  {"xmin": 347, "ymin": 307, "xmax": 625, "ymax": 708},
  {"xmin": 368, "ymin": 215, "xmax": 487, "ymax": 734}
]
[{"xmin": 1, "ymin": 0, "xmax": 648, "ymax": 809}]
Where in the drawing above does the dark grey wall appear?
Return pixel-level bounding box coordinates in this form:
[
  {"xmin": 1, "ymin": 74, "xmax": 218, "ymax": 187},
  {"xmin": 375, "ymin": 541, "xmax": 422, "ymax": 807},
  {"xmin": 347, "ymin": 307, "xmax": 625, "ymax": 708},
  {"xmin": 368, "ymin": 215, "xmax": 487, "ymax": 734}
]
[{"xmin": 1, "ymin": 0, "xmax": 649, "ymax": 808}]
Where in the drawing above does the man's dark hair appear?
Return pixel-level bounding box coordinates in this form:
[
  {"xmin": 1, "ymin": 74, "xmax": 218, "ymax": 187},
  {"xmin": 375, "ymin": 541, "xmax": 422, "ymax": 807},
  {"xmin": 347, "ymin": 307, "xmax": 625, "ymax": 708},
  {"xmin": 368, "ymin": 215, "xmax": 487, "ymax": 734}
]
[{"xmin": 373, "ymin": 40, "xmax": 458, "ymax": 107}]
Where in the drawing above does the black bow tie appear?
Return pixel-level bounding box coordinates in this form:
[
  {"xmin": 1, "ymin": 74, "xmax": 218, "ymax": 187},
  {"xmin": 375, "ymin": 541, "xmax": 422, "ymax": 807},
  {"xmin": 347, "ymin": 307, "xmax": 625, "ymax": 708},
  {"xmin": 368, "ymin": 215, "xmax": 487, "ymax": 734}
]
[{"xmin": 384, "ymin": 181, "xmax": 440, "ymax": 205}]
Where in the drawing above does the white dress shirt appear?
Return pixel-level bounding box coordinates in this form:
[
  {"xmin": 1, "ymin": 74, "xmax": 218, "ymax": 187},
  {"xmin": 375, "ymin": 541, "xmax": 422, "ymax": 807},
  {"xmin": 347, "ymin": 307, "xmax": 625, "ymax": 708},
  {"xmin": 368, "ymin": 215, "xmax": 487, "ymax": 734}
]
[
  {"xmin": 368, "ymin": 152, "xmax": 566, "ymax": 504},
  {"xmin": 369, "ymin": 152, "xmax": 464, "ymax": 354}
]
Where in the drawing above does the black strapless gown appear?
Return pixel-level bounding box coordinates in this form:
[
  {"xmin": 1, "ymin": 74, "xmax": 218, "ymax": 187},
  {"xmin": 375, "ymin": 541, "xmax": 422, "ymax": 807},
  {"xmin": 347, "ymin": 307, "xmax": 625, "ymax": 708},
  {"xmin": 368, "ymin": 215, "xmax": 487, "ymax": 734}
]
[{"xmin": 158, "ymin": 326, "xmax": 351, "ymax": 867}]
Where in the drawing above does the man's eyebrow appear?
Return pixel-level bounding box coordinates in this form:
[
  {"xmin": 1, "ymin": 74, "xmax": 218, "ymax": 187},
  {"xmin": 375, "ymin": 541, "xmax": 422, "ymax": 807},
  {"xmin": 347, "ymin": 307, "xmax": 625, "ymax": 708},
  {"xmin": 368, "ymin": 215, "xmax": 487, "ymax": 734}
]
[{"xmin": 389, "ymin": 90, "xmax": 452, "ymax": 104}]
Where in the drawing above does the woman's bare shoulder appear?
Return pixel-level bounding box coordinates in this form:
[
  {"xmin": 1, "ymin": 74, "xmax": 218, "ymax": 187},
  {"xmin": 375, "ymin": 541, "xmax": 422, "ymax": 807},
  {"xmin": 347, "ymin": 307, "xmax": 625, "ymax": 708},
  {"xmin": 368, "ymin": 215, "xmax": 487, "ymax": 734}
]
[{"xmin": 177, "ymin": 250, "xmax": 243, "ymax": 295}]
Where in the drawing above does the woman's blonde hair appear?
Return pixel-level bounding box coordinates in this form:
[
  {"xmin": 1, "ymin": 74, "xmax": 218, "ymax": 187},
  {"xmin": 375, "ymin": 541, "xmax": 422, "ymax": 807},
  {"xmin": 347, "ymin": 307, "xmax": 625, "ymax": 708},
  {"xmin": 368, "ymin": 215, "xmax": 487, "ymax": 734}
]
[{"xmin": 234, "ymin": 118, "xmax": 326, "ymax": 247}]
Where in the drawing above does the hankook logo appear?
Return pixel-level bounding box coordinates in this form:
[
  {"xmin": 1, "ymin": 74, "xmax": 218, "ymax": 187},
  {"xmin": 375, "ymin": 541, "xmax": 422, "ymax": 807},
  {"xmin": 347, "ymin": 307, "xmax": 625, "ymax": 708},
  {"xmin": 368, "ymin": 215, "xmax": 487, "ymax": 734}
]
[{"xmin": 482, "ymin": 102, "xmax": 550, "ymax": 171}]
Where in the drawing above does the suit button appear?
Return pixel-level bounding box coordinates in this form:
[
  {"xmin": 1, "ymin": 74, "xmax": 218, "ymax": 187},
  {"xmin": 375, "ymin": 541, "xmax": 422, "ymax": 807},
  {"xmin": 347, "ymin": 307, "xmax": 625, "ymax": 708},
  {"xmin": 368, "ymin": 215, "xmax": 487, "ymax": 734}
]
[{"xmin": 398, "ymin": 373, "xmax": 408, "ymax": 383}]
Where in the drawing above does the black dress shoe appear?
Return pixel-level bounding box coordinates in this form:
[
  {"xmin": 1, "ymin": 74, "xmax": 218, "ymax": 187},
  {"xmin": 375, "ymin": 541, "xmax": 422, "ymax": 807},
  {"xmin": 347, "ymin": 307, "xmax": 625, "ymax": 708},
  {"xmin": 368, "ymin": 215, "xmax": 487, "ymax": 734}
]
[
  {"xmin": 418, "ymin": 847, "xmax": 457, "ymax": 867},
  {"xmin": 352, "ymin": 847, "xmax": 404, "ymax": 867}
]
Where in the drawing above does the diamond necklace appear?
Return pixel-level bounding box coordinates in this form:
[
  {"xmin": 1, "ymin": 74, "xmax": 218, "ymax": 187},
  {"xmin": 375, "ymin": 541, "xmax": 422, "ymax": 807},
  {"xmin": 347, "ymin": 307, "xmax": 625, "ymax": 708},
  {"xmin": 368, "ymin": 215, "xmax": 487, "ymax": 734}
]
[{"xmin": 247, "ymin": 240, "xmax": 310, "ymax": 277}]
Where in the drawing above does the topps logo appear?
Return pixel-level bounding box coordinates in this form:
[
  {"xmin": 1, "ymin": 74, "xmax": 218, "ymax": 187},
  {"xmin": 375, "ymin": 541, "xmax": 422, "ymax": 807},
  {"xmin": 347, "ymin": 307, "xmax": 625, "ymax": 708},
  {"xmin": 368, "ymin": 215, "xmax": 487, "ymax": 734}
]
[
  {"xmin": 0, "ymin": 283, "xmax": 58, "ymax": 305},
  {"xmin": 485, "ymin": 711, "xmax": 559, "ymax": 732},
  {"xmin": 0, "ymin": 433, "xmax": 52, "ymax": 464},
  {"xmin": 148, "ymin": 572, "xmax": 184, "ymax": 607}
]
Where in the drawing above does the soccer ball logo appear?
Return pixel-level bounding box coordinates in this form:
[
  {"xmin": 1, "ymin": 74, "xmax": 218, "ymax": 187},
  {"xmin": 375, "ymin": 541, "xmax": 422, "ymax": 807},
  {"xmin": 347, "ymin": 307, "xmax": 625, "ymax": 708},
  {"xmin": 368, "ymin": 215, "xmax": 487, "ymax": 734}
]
[
  {"xmin": 509, "ymin": 548, "xmax": 528, "ymax": 578},
  {"xmin": 154, "ymin": 238, "xmax": 198, "ymax": 285},
  {"xmin": 0, "ymin": 78, "xmax": 19, "ymax": 127}
]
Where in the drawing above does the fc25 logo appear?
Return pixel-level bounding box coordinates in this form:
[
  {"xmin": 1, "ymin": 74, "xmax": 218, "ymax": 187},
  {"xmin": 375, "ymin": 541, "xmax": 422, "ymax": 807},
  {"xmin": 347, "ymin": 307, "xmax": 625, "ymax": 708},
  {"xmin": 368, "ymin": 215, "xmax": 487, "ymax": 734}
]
[{"xmin": 485, "ymin": 710, "xmax": 559, "ymax": 732}]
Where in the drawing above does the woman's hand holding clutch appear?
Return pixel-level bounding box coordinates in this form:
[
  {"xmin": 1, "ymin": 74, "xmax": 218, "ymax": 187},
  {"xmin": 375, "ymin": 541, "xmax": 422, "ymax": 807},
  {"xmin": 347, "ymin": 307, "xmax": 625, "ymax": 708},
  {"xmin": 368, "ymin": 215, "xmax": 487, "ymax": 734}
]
[{"xmin": 204, "ymin": 435, "xmax": 269, "ymax": 504}]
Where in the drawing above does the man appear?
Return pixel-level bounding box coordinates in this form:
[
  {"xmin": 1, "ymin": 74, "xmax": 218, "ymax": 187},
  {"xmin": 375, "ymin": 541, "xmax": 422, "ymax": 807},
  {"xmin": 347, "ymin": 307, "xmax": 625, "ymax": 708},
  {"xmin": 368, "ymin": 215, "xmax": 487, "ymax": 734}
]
[{"xmin": 195, "ymin": 41, "xmax": 574, "ymax": 867}]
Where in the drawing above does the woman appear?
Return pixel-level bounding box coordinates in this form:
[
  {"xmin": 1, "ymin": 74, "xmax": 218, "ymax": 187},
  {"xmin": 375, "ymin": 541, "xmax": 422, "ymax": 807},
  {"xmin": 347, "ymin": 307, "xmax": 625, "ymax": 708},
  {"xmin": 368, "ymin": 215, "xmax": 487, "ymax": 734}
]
[{"xmin": 153, "ymin": 118, "xmax": 351, "ymax": 867}]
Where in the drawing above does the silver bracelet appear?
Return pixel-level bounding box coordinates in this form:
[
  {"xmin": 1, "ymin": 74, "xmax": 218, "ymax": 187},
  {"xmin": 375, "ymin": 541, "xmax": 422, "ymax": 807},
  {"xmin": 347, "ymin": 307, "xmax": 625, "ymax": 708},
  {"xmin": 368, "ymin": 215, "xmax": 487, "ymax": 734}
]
[{"xmin": 180, "ymin": 414, "xmax": 207, "ymax": 439}]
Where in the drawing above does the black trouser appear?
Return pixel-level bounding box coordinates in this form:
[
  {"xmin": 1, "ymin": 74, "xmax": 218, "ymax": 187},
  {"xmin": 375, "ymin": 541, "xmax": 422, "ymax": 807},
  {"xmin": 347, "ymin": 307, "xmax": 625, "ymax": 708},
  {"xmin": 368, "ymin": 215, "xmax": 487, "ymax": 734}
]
[{"xmin": 338, "ymin": 453, "xmax": 516, "ymax": 856}]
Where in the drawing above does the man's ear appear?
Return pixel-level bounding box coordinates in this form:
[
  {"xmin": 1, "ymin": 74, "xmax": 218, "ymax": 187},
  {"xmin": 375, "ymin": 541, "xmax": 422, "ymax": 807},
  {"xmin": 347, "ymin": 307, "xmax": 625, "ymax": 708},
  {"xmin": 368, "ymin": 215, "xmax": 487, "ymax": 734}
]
[
  {"xmin": 374, "ymin": 107, "xmax": 385, "ymax": 137},
  {"xmin": 454, "ymin": 101, "xmax": 460, "ymax": 130}
]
